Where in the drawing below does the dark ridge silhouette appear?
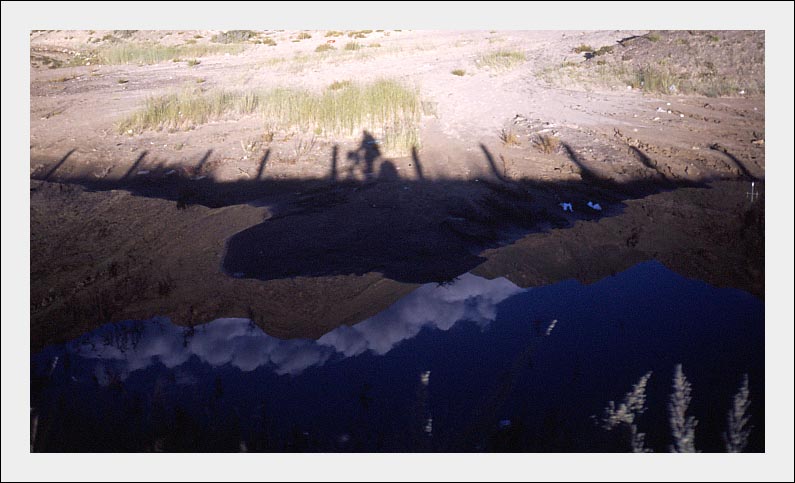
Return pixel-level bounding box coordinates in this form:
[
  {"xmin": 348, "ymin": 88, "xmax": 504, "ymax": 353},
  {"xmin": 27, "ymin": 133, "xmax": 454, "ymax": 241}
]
[
  {"xmin": 41, "ymin": 148, "xmax": 75, "ymax": 181},
  {"xmin": 31, "ymin": 131, "xmax": 747, "ymax": 284}
]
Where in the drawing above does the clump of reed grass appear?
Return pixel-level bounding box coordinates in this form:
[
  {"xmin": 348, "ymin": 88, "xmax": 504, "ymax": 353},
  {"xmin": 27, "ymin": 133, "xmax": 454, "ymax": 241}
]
[
  {"xmin": 327, "ymin": 80, "xmax": 352, "ymax": 90},
  {"xmin": 669, "ymin": 364, "xmax": 698, "ymax": 453},
  {"xmin": 476, "ymin": 49, "xmax": 526, "ymax": 71},
  {"xmin": 451, "ymin": 69, "xmax": 466, "ymax": 76},
  {"xmin": 598, "ymin": 365, "xmax": 754, "ymax": 453},
  {"xmin": 499, "ymin": 128, "xmax": 520, "ymax": 146},
  {"xmin": 211, "ymin": 30, "xmax": 256, "ymax": 43},
  {"xmin": 118, "ymin": 79, "xmax": 423, "ymax": 155},
  {"xmin": 534, "ymin": 134, "xmax": 560, "ymax": 154},
  {"xmin": 599, "ymin": 371, "xmax": 653, "ymax": 453},
  {"xmin": 315, "ymin": 44, "xmax": 335, "ymax": 53},
  {"xmin": 723, "ymin": 374, "xmax": 752, "ymax": 452},
  {"xmin": 97, "ymin": 42, "xmax": 244, "ymax": 65}
]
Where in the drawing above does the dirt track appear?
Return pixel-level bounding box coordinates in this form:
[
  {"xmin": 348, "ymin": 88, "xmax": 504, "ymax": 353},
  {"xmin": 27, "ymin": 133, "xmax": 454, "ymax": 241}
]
[{"xmin": 29, "ymin": 30, "xmax": 765, "ymax": 350}]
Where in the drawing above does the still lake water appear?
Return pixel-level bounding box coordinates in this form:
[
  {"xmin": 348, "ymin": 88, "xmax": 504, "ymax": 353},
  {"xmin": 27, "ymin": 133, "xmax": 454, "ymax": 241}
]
[{"xmin": 30, "ymin": 261, "xmax": 763, "ymax": 452}]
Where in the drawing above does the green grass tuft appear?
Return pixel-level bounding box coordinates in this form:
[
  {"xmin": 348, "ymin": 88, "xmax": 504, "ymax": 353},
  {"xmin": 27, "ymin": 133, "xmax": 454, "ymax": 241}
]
[
  {"xmin": 119, "ymin": 79, "xmax": 423, "ymax": 155},
  {"xmin": 97, "ymin": 42, "xmax": 244, "ymax": 65},
  {"xmin": 315, "ymin": 43, "xmax": 336, "ymax": 53},
  {"xmin": 328, "ymin": 80, "xmax": 353, "ymax": 90},
  {"xmin": 211, "ymin": 30, "xmax": 256, "ymax": 43},
  {"xmin": 476, "ymin": 49, "xmax": 526, "ymax": 71}
]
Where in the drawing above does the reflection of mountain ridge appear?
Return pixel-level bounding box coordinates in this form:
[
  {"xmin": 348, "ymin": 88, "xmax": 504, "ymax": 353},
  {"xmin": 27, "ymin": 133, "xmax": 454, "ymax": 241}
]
[
  {"xmin": 30, "ymin": 178, "xmax": 763, "ymax": 353},
  {"xmin": 62, "ymin": 273, "xmax": 522, "ymax": 377}
]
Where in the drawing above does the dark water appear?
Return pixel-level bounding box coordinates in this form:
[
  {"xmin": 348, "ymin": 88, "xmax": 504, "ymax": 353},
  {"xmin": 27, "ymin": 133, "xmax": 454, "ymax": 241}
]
[{"xmin": 30, "ymin": 261, "xmax": 764, "ymax": 452}]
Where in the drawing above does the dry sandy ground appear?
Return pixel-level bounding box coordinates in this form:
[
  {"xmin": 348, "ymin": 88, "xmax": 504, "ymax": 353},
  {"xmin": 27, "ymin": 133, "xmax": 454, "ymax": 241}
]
[{"xmin": 29, "ymin": 30, "xmax": 765, "ymax": 350}]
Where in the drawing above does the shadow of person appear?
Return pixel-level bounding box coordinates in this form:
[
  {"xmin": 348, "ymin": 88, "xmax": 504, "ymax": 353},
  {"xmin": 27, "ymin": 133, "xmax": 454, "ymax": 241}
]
[
  {"xmin": 378, "ymin": 160, "xmax": 399, "ymax": 181},
  {"xmin": 348, "ymin": 131, "xmax": 382, "ymax": 179}
]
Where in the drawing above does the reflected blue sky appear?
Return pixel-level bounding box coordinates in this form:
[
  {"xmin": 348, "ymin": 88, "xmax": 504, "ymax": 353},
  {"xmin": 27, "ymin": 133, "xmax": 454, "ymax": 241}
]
[
  {"xmin": 62, "ymin": 273, "xmax": 524, "ymax": 377},
  {"xmin": 31, "ymin": 261, "xmax": 764, "ymax": 452}
]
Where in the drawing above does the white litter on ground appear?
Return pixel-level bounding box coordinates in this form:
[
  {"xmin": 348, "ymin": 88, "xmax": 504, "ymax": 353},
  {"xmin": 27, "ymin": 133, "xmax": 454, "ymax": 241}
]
[{"xmin": 587, "ymin": 201, "xmax": 602, "ymax": 211}]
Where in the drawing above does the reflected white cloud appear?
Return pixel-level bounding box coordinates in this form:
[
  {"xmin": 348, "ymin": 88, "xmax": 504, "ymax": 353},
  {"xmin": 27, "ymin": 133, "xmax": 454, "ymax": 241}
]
[{"xmin": 67, "ymin": 273, "xmax": 523, "ymax": 377}]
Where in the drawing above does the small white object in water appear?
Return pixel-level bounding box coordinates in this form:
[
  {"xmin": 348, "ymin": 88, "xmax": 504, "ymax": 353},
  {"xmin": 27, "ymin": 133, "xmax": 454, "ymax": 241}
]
[
  {"xmin": 499, "ymin": 420, "xmax": 512, "ymax": 429},
  {"xmin": 560, "ymin": 202, "xmax": 573, "ymax": 212},
  {"xmin": 587, "ymin": 201, "xmax": 602, "ymax": 211},
  {"xmin": 545, "ymin": 319, "xmax": 558, "ymax": 336},
  {"xmin": 165, "ymin": 169, "xmax": 177, "ymax": 175},
  {"xmin": 420, "ymin": 371, "xmax": 431, "ymax": 386},
  {"xmin": 137, "ymin": 170, "xmax": 150, "ymax": 175},
  {"xmin": 424, "ymin": 417, "xmax": 433, "ymax": 434},
  {"xmin": 193, "ymin": 175, "xmax": 207, "ymax": 180}
]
